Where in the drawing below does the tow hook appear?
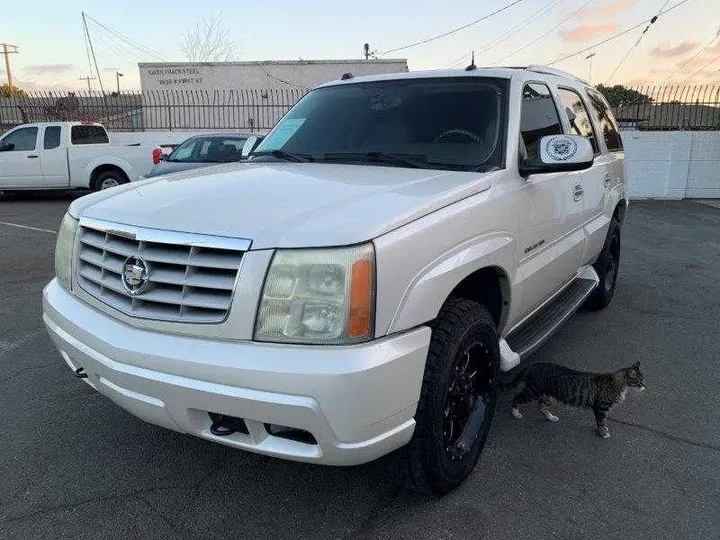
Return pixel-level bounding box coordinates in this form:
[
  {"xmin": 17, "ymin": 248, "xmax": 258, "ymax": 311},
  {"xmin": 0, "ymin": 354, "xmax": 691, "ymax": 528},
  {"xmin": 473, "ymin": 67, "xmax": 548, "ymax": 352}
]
[
  {"xmin": 74, "ymin": 367, "xmax": 88, "ymax": 379},
  {"xmin": 208, "ymin": 412, "xmax": 247, "ymax": 437}
]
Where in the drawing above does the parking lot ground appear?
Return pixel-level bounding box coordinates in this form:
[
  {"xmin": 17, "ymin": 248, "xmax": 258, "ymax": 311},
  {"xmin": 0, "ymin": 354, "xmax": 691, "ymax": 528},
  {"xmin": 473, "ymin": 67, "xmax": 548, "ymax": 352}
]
[{"xmin": 1, "ymin": 195, "xmax": 719, "ymax": 540}]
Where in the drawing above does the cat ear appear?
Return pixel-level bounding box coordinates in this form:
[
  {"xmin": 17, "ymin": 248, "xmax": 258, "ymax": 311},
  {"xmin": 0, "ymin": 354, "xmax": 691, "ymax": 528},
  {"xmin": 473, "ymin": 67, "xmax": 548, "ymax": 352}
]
[{"xmin": 632, "ymin": 361, "xmax": 640, "ymax": 369}]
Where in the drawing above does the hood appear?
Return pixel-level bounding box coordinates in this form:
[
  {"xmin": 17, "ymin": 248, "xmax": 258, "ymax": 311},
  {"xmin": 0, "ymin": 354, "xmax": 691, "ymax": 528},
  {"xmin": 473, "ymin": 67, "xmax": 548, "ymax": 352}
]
[
  {"xmin": 75, "ymin": 162, "xmax": 499, "ymax": 249},
  {"xmin": 146, "ymin": 160, "xmax": 222, "ymax": 177}
]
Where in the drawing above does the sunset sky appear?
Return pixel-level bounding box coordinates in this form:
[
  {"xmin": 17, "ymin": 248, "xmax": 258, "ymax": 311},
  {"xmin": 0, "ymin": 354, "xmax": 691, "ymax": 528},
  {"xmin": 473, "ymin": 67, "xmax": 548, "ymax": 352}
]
[{"xmin": 1, "ymin": 0, "xmax": 718, "ymax": 92}]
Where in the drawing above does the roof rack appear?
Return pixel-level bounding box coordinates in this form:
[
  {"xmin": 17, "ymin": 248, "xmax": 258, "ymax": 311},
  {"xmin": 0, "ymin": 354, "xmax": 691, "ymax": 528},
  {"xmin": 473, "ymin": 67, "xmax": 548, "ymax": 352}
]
[{"xmin": 525, "ymin": 65, "xmax": 588, "ymax": 85}]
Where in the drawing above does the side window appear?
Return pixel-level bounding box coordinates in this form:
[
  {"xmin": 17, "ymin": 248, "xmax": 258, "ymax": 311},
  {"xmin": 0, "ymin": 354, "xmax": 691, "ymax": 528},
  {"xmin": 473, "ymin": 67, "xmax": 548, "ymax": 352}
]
[
  {"xmin": 44, "ymin": 126, "xmax": 62, "ymax": 150},
  {"xmin": 2, "ymin": 127, "xmax": 38, "ymax": 151},
  {"xmin": 168, "ymin": 139, "xmax": 198, "ymax": 161},
  {"xmin": 587, "ymin": 90, "xmax": 623, "ymax": 151},
  {"xmin": 199, "ymin": 138, "xmax": 243, "ymax": 162},
  {"xmin": 71, "ymin": 125, "xmax": 109, "ymax": 145},
  {"xmin": 557, "ymin": 88, "xmax": 599, "ymax": 154},
  {"xmin": 520, "ymin": 83, "xmax": 563, "ymax": 161}
]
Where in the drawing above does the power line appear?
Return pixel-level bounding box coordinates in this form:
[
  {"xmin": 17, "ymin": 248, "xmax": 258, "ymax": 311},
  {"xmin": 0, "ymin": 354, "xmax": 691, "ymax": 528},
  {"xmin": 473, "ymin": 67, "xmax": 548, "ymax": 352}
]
[
  {"xmin": 85, "ymin": 14, "xmax": 167, "ymax": 61},
  {"xmin": 90, "ymin": 28, "xmax": 138, "ymax": 65},
  {"xmin": 82, "ymin": 21, "xmax": 95, "ymax": 89},
  {"xmin": 604, "ymin": 0, "xmax": 671, "ymax": 83},
  {"xmin": 82, "ymin": 12, "xmax": 105, "ymax": 96},
  {"xmin": 493, "ymin": 0, "xmax": 596, "ymax": 65},
  {"xmin": 684, "ymin": 53, "xmax": 720, "ymax": 81},
  {"xmin": 262, "ymin": 68, "xmax": 309, "ymax": 90},
  {"xmin": 378, "ymin": 0, "xmax": 526, "ymax": 55},
  {"xmin": 548, "ymin": 0, "xmax": 691, "ymax": 66},
  {"xmin": 445, "ymin": 0, "xmax": 563, "ymax": 68},
  {"xmin": 663, "ymin": 26, "xmax": 720, "ymax": 83}
]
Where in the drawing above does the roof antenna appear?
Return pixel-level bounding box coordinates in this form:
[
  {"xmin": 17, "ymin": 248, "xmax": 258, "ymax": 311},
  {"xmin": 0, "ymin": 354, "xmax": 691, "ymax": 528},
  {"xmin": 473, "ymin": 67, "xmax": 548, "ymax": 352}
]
[{"xmin": 465, "ymin": 51, "xmax": 477, "ymax": 71}]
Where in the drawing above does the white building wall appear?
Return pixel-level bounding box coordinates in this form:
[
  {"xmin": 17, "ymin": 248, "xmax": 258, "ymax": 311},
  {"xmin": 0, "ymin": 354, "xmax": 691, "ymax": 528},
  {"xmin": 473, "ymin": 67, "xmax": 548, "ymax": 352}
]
[{"xmin": 138, "ymin": 60, "xmax": 408, "ymax": 92}]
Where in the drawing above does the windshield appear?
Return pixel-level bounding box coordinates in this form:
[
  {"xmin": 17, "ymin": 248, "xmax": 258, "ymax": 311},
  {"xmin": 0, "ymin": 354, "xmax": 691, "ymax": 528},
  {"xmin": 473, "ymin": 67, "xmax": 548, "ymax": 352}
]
[
  {"xmin": 254, "ymin": 77, "xmax": 508, "ymax": 171},
  {"xmin": 167, "ymin": 136, "xmax": 247, "ymax": 163}
]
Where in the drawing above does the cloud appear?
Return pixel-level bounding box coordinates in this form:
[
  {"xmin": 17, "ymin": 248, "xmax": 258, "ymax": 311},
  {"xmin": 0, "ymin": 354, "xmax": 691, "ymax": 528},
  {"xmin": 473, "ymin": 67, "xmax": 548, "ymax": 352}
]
[
  {"xmin": 575, "ymin": 0, "xmax": 638, "ymax": 21},
  {"xmin": 650, "ymin": 41, "xmax": 698, "ymax": 58},
  {"xmin": 20, "ymin": 64, "xmax": 74, "ymax": 76},
  {"xmin": 561, "ymin": 0, "xmax": 637, "ymax": 43},
  {"xmin": 559, "ymin": 23, "xmax": 618, "ymax": 42}
]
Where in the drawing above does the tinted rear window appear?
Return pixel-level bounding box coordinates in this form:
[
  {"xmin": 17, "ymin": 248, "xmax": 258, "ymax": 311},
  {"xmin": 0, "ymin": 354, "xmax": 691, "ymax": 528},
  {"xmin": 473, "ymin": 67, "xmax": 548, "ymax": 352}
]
[{"xmin": 71, "ymin": 125, "xmax": 109, "ymax": 145}]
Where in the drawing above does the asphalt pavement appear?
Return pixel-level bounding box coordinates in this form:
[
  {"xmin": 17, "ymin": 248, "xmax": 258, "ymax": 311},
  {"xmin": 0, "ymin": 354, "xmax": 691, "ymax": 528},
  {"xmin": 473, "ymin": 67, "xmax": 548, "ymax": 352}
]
[{"xmin": 0, "ymin": 193, "xmax": 718, "ymax": 540}]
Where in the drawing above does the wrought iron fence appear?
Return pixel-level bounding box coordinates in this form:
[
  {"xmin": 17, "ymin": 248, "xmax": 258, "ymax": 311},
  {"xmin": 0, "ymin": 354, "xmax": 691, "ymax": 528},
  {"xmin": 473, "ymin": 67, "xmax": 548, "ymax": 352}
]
[
  {"xmin": 615, "ymin": 85, "xmax": 720, "ymax": 130},
  {"xmin": 0, "ymin": 89, "xmax": 308, "ymax": 133},
  {"xmin": 1, "ymin": 85, "xmax": 719, "ymax": 134}
]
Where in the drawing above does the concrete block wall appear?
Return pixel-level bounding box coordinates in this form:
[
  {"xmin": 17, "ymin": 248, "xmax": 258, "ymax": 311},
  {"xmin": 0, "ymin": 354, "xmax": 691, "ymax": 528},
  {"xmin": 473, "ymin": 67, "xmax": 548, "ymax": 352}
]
[{"xmin": 622, "ymin": 131, "xmax": 720, "ymax": 199}]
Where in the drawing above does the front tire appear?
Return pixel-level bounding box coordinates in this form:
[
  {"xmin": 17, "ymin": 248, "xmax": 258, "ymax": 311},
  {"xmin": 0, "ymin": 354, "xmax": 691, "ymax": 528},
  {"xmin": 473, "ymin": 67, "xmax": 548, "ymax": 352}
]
[
  {"xmin": 586, "ymin": 217, "xmax": 621, "ymax": 311},
  {"xmin": 399, "ymin": 298, "xmax": 500, "ymax": 495}
]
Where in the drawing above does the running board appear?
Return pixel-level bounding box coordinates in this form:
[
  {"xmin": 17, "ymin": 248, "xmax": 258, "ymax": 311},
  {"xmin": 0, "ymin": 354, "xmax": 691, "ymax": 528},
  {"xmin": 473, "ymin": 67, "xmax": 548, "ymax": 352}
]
[{"xmin": 504, "ymin": 268, "xmax": 599, "ymax": 363}]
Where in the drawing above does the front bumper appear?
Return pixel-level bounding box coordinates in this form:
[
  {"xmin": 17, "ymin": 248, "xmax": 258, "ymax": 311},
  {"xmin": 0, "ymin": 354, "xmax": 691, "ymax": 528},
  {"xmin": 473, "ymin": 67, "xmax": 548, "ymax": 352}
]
[{"xmin": 43, "ymin": 279, "xmax": 430, "ymax": 466}]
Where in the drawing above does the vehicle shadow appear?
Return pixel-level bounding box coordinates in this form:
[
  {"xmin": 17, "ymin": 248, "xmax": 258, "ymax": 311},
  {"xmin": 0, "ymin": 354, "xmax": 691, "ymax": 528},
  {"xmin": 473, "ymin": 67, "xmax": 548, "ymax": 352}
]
[{"xmin": 0, "ymin": 190, "xmax": 87, "ymax": 203}]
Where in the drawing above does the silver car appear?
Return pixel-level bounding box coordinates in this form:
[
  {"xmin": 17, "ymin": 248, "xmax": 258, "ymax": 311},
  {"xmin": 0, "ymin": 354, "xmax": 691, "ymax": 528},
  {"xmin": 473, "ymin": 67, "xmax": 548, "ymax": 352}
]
[{"xmin": 144, "ymin": 133, "xmax": 251, "ymax": 178}]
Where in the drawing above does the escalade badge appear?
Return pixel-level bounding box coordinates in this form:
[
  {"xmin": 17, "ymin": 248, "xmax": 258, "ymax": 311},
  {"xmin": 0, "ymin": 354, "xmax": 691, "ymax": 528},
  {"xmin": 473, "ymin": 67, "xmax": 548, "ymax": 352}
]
[{"xmin": 121, "ymin": 256, "xmax": 150, "ymax": 295}]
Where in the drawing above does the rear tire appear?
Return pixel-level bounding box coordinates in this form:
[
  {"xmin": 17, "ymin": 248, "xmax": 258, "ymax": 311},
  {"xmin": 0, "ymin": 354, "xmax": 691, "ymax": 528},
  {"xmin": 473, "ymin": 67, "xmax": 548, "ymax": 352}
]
[
  {"xmin": 397, "ymin": 298, "xmax": 500, "ymax": 495},
  {"xmin": 93, "ymin": 170, "xmax": 128, "ymax": 191},
  {"xmin": 586, "ymin": 217, "xmax": 621, "ymax": 311}
]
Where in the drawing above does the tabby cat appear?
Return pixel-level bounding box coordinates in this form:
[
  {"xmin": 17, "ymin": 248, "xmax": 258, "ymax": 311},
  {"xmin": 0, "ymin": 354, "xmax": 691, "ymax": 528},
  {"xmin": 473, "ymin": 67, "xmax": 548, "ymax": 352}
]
[{"xmin": 503, "ymin": 361, "xmax": 645, "ymax": 438}]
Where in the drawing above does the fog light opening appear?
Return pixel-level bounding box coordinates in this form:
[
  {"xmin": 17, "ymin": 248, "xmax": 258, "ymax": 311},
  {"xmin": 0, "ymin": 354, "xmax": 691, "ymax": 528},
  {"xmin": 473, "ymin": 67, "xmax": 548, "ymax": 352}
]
[{"xmin": 264, "ymin": 423, "xmax": 317, "ymax": 445}]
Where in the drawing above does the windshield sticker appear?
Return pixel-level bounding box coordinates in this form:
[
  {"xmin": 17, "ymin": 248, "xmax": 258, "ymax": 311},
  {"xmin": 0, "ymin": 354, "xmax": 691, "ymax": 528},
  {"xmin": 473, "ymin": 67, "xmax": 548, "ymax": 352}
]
[
  {"xmin": 264, "ymin": 118, "xmax": 306, "ymax": 148},
  {"xmin": 369, "ymin": 93, "xmax": 403, "ymax": 111}
]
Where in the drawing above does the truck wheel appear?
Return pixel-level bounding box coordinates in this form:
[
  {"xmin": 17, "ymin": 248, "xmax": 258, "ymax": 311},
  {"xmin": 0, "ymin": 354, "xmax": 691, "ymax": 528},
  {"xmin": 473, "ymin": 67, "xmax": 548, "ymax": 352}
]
[
  {"xmin": 585, "ymin": 217, "xmax": 621, "ymax": 311},
  {"xmin": 93, "ymin": 170, "xmax": 128, "ymax": 191},
  {"xmin": 399, "ymin": 298, "xmax": 499, "ymax": 495}
]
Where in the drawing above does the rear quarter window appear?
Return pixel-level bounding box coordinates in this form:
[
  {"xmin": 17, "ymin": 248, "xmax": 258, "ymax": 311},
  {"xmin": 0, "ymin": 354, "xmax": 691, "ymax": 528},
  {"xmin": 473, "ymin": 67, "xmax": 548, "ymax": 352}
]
[
  {"xmin": 44, "ymin": 126, "xmax": 62, "ymax": 149},
  {"xmin": 71, "ymin": 125, "xmax": 109, "ymax": 145},
  {"xmin": 586, "ymin": 90, "xmax": 623, "ymax": 152}
]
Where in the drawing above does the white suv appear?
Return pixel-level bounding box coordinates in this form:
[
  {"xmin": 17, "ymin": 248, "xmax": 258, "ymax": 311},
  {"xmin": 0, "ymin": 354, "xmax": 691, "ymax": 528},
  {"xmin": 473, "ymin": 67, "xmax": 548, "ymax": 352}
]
[{"xmin": 43, "ymin": 65, "xmax": 627, "ymax": 494}]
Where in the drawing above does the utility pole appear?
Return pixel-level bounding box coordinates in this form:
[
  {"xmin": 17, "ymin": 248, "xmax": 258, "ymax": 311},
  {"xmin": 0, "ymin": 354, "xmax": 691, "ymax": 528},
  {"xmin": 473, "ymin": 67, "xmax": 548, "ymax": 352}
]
[
  {"xmin": 1, "ymin": 43, "xmax": 19, "ymax": 93},
  {"xmin": 82, "ymin": 12, "xmax": 105, "ymax": 96},
  {"xmin": 364, "ymin": 44, "xmax": 370, "ymax": 60},
  {"xmin": 586, "ymin": 52, "xmax": 596, "ymax": 84},
  {"xmin": 79, "ymin": 75, "xmax": 96, "ymax": 92},
  {"xmin": 116, "ymin": 71, "xmax": 123, "ymax": 94}
]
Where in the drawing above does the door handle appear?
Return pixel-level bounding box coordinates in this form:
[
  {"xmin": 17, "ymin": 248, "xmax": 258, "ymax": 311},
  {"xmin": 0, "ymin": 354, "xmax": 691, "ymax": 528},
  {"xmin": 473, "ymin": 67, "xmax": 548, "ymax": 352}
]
[
  {"xmin": 27, "ymin": 154, "xmax": 39, "ymax": 159},
  {"xmin": 573, "ymin": 185, "xmax": 584, "ymax": 201},
  {"xmin": 603, "ymin": 173, "xmax": 612, "ymax": 188}
]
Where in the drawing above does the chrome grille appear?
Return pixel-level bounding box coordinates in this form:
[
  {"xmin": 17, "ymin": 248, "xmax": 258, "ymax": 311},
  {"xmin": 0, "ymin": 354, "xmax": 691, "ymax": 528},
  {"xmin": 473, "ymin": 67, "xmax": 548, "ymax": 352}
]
[{"xmin": 76, "ymin": 223, "xmax": 246, "ymax": 323}]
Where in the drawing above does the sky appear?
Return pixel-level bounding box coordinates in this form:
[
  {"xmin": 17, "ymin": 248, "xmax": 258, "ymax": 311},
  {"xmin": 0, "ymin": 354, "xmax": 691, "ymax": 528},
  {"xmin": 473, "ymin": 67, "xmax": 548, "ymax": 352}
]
[{"xmin": 1, "ymin": 0, "xmax": 719, "ymax": 92}]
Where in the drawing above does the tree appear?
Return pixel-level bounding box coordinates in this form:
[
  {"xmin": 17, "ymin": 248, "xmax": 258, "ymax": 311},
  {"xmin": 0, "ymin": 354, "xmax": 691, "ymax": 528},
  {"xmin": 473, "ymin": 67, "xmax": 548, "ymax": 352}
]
[
  {"xmin": 0, "ymin": 84, "xmax": 28, "ymax": 98},
  {"xmin": 180, "ymin": 14, "xmax": 238, "ymax": 62},
  {"xmin": 595, "ymin": 84, "xmax": 652, "ymax": 107}
]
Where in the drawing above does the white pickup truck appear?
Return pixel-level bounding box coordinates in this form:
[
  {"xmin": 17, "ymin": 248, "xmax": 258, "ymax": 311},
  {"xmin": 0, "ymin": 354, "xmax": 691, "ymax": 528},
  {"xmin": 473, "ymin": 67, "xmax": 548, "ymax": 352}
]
[
  {"xmin": 43, "ymin": 66, "xmax": 627, "ymax": 495},
  {"xmin": 0, "ymin": 122, "xmax": 158, "ymax": 192}
]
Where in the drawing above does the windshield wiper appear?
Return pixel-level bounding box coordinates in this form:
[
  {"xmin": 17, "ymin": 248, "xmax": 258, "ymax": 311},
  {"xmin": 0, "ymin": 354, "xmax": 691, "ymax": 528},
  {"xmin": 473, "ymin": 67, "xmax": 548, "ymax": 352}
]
[
  {"xmin": 252, "ymin": 150, "xmax": 313, "ymax": 163},
  {"xmin": 322, "ymin": 151, "xmax": 429, "ymax": 169}
]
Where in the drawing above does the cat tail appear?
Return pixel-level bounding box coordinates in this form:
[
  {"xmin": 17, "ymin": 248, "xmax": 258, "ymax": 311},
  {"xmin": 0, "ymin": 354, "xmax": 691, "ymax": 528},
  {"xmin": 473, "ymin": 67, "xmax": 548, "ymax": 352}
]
[{"xmin": 496, "ymin": 365, "xmax": 529, "ymax": 392}]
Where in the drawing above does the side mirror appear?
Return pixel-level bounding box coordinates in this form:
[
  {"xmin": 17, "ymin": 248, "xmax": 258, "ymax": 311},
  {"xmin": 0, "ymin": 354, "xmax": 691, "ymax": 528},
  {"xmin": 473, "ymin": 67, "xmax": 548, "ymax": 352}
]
[
  {"xmin": 520, "ymin": 134, "xmax": 594, "ymax": 177},
  {"xmin": 241, "ymin": 135, "xmax": 264, "ymax": 159},
  {"xmin": 0, "ymin": 141, "xmax": 15, "ymax": 152}
]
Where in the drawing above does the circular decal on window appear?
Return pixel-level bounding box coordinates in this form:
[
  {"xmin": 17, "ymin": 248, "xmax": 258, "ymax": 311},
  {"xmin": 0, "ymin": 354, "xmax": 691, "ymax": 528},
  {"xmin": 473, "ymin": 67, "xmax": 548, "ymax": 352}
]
[{"xmin": 544, "ymin": 136, "xmax": 578, "ymax": 161}]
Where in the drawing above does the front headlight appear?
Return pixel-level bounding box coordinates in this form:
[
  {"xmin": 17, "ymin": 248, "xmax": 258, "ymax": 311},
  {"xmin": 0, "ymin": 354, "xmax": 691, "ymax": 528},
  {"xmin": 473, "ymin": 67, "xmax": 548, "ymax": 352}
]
[
  {"xmin": 55, "ymin": 213, "xmax": 79, "ymax": 290},
  {"xmin": 255, "ymin": 243, "xmax": 375, "ymax": 345}
]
